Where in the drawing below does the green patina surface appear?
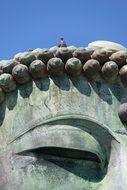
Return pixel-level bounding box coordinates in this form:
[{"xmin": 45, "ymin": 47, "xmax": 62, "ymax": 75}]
[{"xmin": 0, "ymin": 74, "xmax": 127, "ymax": 190}]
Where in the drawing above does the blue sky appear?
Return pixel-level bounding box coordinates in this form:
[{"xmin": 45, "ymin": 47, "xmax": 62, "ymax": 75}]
[{"xmin": 0, "ymin": 0, "xmax": 127, "ymax": 59}]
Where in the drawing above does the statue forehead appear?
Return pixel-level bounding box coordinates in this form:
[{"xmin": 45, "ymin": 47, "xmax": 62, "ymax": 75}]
[
  {"xmin": 0, "ymin": 75, "xmax": 126, "ymax": 144},
  {"xmin": 0, "ymin": 43, "xmax": 127, "ymax": 144}
]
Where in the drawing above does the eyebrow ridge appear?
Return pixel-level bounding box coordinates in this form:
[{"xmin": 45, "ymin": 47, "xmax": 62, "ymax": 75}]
[{"xmin": 9, "ymin": 114, "xmax": 119, "ymax": 144}]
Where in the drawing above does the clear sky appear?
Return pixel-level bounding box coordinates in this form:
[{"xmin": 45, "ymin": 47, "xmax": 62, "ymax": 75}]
[{"xmin": 0, "ymin": 0, "xmax": 127, "ymax": 59}]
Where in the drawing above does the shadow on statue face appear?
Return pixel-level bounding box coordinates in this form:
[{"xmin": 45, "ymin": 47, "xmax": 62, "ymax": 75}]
[{"xmin": 0, "ymin": 76, "xmax": 127, "ymax": 190}]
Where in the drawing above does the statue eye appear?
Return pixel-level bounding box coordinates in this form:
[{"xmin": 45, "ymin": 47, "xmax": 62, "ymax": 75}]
[
  {"xmin": 16, "ymin": 146, "xmax": 105, "ymax": 181},
  {"xmin": 13, "ymin": 124, "xmax": 108, "ymax": 168},
  {"xmin": 19, "ymin": 146, "xmax": 101, "ymax": 163}
]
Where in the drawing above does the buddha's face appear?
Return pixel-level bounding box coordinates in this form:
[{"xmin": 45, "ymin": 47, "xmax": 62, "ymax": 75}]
[{"xmin": 0, "ymin": 75, "xmax": 127, "ymax": 190}]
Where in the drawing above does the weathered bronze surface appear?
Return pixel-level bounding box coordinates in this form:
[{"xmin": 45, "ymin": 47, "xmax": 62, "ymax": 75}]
[
  {"xmin": 0, "ymin": 41, "xmax": 127, "ymax": 189},
  {"xmin": 0, "ymin": 73, "xmax": 127, "ymax": 190}
]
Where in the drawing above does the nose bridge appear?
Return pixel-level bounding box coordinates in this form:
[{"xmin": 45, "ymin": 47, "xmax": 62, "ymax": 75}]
[
  {"xmin": 101, "ymin": 141, "xmax": 127, "ymax": 190},
  {"xmin": 118, "ymin": 145, "xmax": 127, "ymax": 186}
]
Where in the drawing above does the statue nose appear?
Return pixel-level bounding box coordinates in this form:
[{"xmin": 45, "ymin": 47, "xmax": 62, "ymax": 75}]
[{"xmin": 101, "ymin": 143, "xmax": 127, "ymax": 190}]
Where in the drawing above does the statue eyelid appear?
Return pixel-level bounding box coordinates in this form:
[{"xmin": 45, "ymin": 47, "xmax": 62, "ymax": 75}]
[
  {"xmin": 10, "ymin": 115, "xmax": 118, "ymax": 169},
  {"xmin": 12, "ymin": 126, "xmax": 109, "ymax": 166}
]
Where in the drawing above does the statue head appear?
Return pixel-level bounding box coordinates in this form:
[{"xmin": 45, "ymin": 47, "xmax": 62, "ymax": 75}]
[{"xmin": 0, "ymin": 42, "xmax": 127, "ymax": 190}]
